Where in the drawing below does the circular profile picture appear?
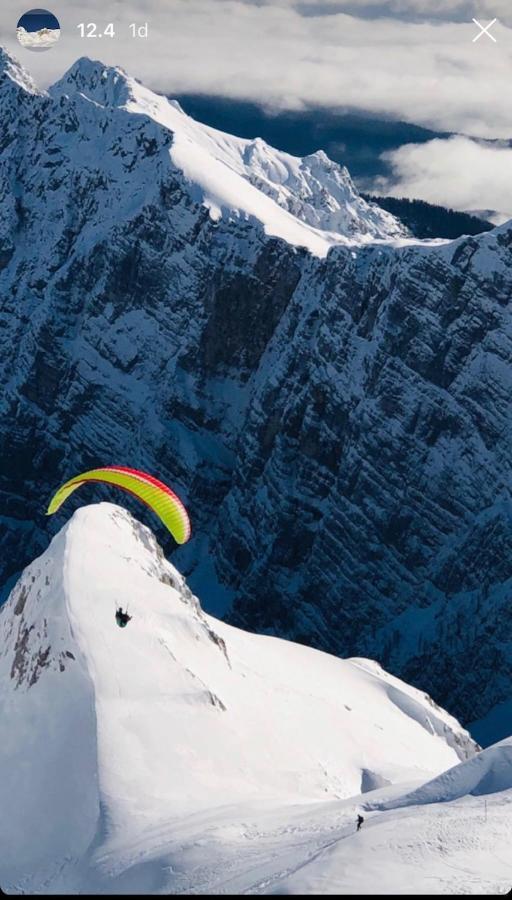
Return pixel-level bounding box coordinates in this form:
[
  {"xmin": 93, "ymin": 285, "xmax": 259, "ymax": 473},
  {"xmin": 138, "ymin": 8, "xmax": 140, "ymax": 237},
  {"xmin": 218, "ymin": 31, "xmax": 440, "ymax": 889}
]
[{"xmin": 16, "ymin": 8, "xmax": 60, "ymax": 52}]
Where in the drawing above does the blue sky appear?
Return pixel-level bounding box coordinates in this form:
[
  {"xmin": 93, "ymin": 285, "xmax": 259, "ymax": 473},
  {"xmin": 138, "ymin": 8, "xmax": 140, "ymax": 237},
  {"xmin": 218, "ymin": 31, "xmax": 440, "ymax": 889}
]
[{"xmin": 17, "ymin": 9, "xmax": 60, "ymax": 33}]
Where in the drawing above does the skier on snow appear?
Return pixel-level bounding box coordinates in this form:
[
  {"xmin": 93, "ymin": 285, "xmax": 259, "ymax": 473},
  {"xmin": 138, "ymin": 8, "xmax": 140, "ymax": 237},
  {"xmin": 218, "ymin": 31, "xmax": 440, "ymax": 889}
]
[{"xmin": 356, "ymin": 814, "xmax": 364, "ymax": 832}]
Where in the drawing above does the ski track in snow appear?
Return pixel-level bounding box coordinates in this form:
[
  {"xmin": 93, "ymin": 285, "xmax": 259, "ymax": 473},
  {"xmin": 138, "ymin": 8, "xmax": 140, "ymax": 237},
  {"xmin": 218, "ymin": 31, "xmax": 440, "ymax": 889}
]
[{"xmin": 74, "ymin": 793, "xmax": 512, "ymax": 895}]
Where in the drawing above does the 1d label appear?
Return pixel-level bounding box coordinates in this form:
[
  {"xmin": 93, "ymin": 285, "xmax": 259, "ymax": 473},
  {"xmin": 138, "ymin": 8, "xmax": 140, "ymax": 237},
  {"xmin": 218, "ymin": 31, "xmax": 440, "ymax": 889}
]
[{"xmin": 129, "ymin": 23, "xmax": 148, "ymax": 37}]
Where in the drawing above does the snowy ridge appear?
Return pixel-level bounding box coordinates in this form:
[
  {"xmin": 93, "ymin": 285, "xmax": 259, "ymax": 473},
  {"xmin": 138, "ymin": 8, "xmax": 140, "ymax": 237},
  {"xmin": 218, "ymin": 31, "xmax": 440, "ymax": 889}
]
[
  {"xmin": 0, "ymin": 45, "xmax": 40, "ymax": 94},
  {"xmin": 373, "ymin": 737, "xmax": 512, "ymax": 808},
  {"xmin": 46, "ymin": 54, "xmax": 411, "ymax": 254},
  {"xmin": 0, "ymin": 503, "xmax": 479, "ymax": 892}
]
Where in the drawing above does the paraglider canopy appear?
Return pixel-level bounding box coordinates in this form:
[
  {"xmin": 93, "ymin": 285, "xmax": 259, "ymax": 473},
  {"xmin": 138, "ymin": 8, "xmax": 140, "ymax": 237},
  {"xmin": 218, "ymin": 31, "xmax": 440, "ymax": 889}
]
[{"xmin": 47, "ymin": 465, "xmax": 191, "ymax": 544}]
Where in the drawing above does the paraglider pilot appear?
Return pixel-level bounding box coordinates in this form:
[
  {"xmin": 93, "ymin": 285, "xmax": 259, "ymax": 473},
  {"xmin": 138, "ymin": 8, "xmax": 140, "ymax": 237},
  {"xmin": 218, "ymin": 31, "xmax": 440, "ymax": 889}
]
[{"xmin": 115, "ymin": 607, "xmax": 132, "ymax": 628}]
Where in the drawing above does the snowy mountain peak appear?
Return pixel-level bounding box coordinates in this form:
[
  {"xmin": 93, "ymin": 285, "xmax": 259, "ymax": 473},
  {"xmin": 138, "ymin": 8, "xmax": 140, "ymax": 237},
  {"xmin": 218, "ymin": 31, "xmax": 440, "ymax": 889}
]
[
  {"xmin": 0, "ymin": 48, "xmax": 412, "ymax": 254},
  {"xmin": 240, "ymin": 137, "xmax": 406, "ymax": 237},
  {"xmin": 0, "ymin": 503, "xmax": 476, "ymax": 762},
  {"xmin": 0, "ymin": 46, "xmax": 40, "ymax": 94},
  {"xmin": 0, "ymin": 503, "xmax": 481, "ymax": 891},
  {"xmin": 49, "ymin": 57, "xmax": 138, "ymax": 109},
  {"xmin": 1, "ymin": 503, "xmax": 207, "ymax": 693}
]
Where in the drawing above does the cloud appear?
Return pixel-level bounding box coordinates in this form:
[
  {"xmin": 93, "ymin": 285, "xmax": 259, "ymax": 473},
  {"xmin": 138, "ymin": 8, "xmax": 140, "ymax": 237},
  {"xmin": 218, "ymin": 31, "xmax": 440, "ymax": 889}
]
[
  {"xmin": 0, "ymin": 1, "xmax": 511, "ymax": 139},
  {"xmin": 264, "ymin": 0, "xmax": 512, "ymax": 24},
  {"xmin": 190, "ymin": 0, "xmax": 512, "ymax": 22},
  {"xmin": 373, "ymin": 136, "xmax": 512, "ymax": 223}
]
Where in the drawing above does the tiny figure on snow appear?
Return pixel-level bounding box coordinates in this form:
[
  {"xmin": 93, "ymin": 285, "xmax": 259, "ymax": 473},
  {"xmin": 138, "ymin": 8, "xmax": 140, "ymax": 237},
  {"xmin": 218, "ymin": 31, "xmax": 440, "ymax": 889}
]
[
  {"xmin": 356, "ymin": 814, "xmax": 364, "ymax": 832},
  {"xmin": 115, "ymin": 607, "xmax": 132, "ymax": 628}
]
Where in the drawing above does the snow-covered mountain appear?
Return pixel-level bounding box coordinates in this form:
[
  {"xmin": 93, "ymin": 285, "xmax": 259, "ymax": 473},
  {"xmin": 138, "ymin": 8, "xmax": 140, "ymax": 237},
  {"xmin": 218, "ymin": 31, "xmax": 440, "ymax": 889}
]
[
  {"xmin": 0, "ymin": 46, "xmax": 511, "ymax": 746},
  {"xmin": 0, "ymin": 503, "xmax": 481, "ymax": 893},
  {"xmin": 50, "ymin": 56, "xmax": 409, "ymax": 250}
]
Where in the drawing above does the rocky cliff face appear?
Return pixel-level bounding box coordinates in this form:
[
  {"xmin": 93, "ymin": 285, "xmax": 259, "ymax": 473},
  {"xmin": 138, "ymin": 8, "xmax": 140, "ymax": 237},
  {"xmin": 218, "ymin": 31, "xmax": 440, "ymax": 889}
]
[{"xmin": 0, "ymin": 48, "xmax": 511, "ymax": 736}]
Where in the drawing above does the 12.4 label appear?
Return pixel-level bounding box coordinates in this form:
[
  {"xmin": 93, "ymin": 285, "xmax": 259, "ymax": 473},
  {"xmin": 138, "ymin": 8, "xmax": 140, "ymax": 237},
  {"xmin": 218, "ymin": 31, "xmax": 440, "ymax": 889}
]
[{"xmin": 77, "ymin": 23, "xmax": 148, "ymax": 38}]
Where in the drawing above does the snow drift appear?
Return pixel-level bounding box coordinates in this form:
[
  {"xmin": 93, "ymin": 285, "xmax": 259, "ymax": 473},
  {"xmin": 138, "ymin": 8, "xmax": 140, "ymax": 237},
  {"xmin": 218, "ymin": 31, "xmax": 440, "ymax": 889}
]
[
  {"xmin": 374, "ymin": 736, "xmax": 512, "ymax": 809},
  {"xmin": 0, "ymin": 503, "xmax": 477, "ymax": 892}
]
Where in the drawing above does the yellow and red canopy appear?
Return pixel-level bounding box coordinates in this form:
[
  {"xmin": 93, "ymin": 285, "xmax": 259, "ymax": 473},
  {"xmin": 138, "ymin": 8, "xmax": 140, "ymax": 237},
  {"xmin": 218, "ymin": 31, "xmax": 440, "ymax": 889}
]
[{"xmin": 47, "ymin": 465, "xmax": 191, "ymax": 544}]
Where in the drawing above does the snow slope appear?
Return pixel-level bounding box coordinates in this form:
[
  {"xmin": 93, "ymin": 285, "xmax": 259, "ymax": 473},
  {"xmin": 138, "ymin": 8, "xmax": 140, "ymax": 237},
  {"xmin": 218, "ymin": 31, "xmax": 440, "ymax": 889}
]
[
  {"xmin": 273, "ymin": 778, "xmax": 512, "ymax": 895},
  {"xmin": 0, "ymin": 503, "xmax": 478, "ymax": 893}
]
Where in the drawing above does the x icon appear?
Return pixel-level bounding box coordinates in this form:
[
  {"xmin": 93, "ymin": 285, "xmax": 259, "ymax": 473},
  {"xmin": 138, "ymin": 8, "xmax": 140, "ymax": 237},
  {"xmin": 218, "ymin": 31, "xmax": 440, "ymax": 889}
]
[{"xmin": 472, "ymin": 18, "xmax": 497, "ymax": 42}]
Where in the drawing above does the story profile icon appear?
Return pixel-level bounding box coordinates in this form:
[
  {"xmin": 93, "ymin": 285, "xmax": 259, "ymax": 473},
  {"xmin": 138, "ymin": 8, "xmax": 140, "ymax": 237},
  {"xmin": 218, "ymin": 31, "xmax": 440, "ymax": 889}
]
[{"xmin": 16, "ymin": 8, "xmax": 60, "ymax": 52}]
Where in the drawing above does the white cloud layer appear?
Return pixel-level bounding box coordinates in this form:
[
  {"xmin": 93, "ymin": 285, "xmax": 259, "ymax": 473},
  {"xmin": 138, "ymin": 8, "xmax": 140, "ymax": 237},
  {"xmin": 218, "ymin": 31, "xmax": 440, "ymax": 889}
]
[
  {"xmin": 264, "ymin": 0, "xmax": 512, "ymax": 22},
  {"xmin": 374, "ymin": 136, "xmax": 512, "ymax": 223},
  {"xmin": 0, "ymin": 1, "xmax": 511, "ymax": 139}
]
